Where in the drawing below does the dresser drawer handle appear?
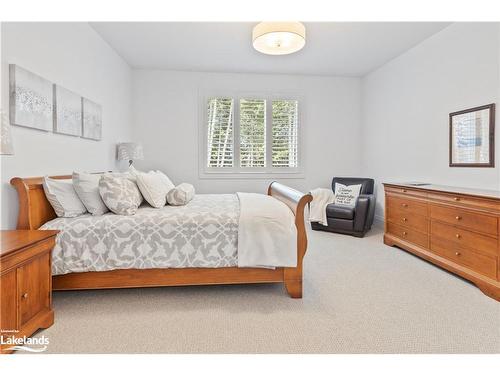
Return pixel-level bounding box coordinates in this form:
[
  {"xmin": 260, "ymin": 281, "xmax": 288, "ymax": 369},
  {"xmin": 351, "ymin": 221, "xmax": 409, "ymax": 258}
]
[
  {"xmin": 22, "ymin": 293, "xmax": 28, "ymax": 299},
  {"xmin": 402, "ymin": 189, "xmax": 407, "ymax": 193},
  {"xmin": 401, "ymin": 203, "xmax": 408, "ymax": 208},
  {"xmin": 455, "ymin": 252, "xmax": 461, "ymax": 256},
  {"xmin": 402, "ymin": 231, "xmax": 407, "ymax": 236},
  {"xmin": 455, "ymin": 234, "xmax": 461, "ymax": 239},
  {"xmin": 402, "ymin": 217, "xmax": 407, "ymax": 222},
  {"xmin": 455, "ymin": 216, "xmax": 461, "ymax": 220},
  {"xmin": 454, "ymin": 197, "xmax": 460, "ymax": 201}
]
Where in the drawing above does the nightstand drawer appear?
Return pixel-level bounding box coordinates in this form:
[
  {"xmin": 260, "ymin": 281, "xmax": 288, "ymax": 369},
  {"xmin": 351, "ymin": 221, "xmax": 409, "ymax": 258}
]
[
  {"xmin": 0, "ymin": 270, "xmax": 17, "ymax": 334},
  {"xmin": 18, "ymin": 253, "xmax": 51, "ymax": 327},
  {"xmin": 430, "ymin": 205, "xmax": 497, "ymax": 237}
]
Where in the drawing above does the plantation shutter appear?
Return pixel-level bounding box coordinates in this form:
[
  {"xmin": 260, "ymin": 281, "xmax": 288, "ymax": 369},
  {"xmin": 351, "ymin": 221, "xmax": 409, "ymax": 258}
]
[
  {"xmin": 272, "ymin": 100, "xmax": 298, "ymax": 168},
  {"xmin": 240, "ymin": 99, "xmax": 266, "ymax": 168},
  {"xmin": 207, "ymin": 98, "xmax": 234, "ymax": 168}
]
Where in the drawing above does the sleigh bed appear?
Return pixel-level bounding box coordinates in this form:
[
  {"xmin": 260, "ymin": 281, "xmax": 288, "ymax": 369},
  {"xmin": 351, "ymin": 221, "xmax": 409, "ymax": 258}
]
[{"xmin": 10, "ymin": 176, "xmax": 312, "ymax": 298}]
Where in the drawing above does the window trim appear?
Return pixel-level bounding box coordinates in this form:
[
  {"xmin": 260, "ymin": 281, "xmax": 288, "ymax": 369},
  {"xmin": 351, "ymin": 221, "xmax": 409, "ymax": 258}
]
[{"xmin": 198, "ymin": 90, "xmax": 305, "ymax": 179}]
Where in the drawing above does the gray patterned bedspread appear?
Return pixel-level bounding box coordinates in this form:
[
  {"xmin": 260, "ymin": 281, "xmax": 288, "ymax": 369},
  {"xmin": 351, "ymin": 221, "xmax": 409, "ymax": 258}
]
[{"xmin": 40, "ymin": 194, "xmax": 239, "ymax": 275}]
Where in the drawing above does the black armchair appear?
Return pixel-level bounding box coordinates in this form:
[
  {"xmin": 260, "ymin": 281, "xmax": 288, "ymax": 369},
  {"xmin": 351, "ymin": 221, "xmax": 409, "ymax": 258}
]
[{"xmin": 311, "ymin": 177, "xmax": 376, "ymax": 237}]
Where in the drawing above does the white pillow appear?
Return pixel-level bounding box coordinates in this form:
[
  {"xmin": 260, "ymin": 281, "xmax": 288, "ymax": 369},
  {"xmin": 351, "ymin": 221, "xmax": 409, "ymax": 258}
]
[
  {"xmin": 155, "ymin": 170, "xmax": 175, "ymax": 192},
  {"xmin": 166, "ymin": 183, "xmax": 195, "ymax": 206},
  {"xmin": 334, "ymin": 183, "xmax": 362, "ymax": 207},
  {"xmin": 99, "ymin": 175, "xmax": 143, "ymax": 215},
  {"xmin": 43, "ymin": 177, "xmax": 87, "ymax": 217},
  {"xmin": 73, "ymin": 172, "xmax": 109, "ymax": 215},
  {"xmin": 136, "ymin": 171, "xmax": 170, "ymax": 208}
]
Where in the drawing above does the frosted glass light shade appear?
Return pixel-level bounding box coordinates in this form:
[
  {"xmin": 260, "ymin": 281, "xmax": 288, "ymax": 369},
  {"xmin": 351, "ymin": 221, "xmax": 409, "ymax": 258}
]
[
  {"xmin": 252, "ymin": 22, "xmax": 306, "ymax": 55},
  {"xmin": 117, "ymin": 142, "xmax": 144, "ymax": 161}
]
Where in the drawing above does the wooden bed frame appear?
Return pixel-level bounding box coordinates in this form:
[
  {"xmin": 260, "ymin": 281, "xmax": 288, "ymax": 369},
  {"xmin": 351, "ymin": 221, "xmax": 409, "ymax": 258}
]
[{"xmin": 10, "ymin": 176, "xmax": 312, "ymax": 298}]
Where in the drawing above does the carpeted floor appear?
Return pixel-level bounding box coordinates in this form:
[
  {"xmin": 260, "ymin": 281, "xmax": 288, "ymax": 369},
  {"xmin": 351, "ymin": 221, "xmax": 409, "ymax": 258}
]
[{"xmin": 31, "ymin": 227, "xmax": 500, "ymax": 353}]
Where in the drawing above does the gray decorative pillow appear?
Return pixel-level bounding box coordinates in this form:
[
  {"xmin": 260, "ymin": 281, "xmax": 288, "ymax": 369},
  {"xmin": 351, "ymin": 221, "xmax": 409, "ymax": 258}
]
[
  {"xmin": 99, "ymin": 175, "xmax": 143, "ymax": 215},
  {"xmin": 166, "ymin": 183, "xmax": 195, "ymax": 206}
]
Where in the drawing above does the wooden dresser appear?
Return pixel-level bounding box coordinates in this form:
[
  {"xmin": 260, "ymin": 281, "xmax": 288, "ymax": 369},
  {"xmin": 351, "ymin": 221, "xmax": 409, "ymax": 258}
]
[
  {"xmin": 0, "ymin": 230, "xmax": 58, "ymax": 354},
  {"xmin": 383, "ymin": 183, "xmax": 500, "ymax": 301}
]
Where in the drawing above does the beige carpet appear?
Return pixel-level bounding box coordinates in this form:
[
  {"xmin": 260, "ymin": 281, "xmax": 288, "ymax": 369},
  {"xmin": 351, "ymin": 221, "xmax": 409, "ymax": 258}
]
[{"xmin": 30, "ymin": 227, "xmax": 499, "ymax": 353}]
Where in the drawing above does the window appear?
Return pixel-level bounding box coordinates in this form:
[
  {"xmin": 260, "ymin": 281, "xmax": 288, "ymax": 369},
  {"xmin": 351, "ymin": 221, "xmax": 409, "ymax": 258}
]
[
  {"xmin": 272, "ymin": 100, "xmax": 298, "ymax": 168},
  {"xmin": 240, "ymin": 99, "xmax": 266, "ymax": 168},
  {"xmin": 206, "ymin": 98, "xmax": 233, "ymax": 168},
  {"xmin": 202, "ymin": 94, "xmax": 301, "ymax": 177}
]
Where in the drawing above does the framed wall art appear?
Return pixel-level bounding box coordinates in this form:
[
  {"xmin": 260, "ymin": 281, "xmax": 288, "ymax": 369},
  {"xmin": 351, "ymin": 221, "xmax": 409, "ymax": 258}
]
[
  {"xmin": 9, "ymin": 64, "xmax": 53, "ymax": 132},
  {"xmin": 449, "ymin": 103, "xmax": 495, "ymax": 167},
  {"xmin": 82, "ymin": 98, "xmax": 102, "ymax": 141},
  {"xmin": 54, "ymin": 85, "xmax": 82, "ymax": 137}
]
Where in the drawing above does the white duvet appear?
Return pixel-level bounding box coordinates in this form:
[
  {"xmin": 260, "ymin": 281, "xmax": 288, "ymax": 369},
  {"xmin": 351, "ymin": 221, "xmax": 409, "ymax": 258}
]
[{"xmin": 237, "ymin": 192, "xmax": 297, "ymax": 268}]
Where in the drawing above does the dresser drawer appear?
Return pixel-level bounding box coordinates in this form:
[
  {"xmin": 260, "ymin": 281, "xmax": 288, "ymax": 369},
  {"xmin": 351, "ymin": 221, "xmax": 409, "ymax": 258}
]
[
  {"xmin": 431, "ymin": 221, "xmax": 498, "ymax": 257},
  {"xmin": 387, "ymin": 222, "xmax": 428, "ymax": 248},
  {"xmin": 387, "ymin": 210, "xmax": 428, "ymax": 233},
  {"xmin": 430, "ymin": 205, "xmax": 498, "ymax": 237},
  {"xmin": 384, "ymin": 186, "xmax": 427, "ymax": 198},
  {"xmin": 428, "ymin": 192, "xmax": 500, "ymax": 213},
  {"xmin": 386, "ymin": 195, "xmax": 428, "ymax": 216},
  {"xmin": 430, "ymin": 237, "xmax": 497, "ymax": 279}
]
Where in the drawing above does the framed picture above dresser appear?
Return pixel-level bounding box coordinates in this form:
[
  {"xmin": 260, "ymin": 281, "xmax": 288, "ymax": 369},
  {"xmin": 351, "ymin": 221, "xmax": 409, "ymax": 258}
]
[
  {"xmin": 383, "ymin": 183, "xmax": 500, "ymax": 301},
  {"xmin": 449, "ymin": 103, "xmax": 495, "ymax": 168}
]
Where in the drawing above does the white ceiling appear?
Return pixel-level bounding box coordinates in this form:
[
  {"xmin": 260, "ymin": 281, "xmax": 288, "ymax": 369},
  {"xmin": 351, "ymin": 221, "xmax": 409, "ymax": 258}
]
[{"xmin": 90, "ymin": 22, "xmax": 450, "ymax": 77}]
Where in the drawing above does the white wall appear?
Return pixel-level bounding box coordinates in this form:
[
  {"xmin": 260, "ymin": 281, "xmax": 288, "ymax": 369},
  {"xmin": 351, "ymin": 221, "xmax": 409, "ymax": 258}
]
[
  {"xmin": 132, "ymin": 70, "xmax": 362, "ymax": 195},
  {"xmin": 3, "ymin": 22, "xmax": 498, "ymax": 230},
  {"xmin": 361, "ymin": 23, "xmax": 500, "ymax": 221},
  {"xmin": 0, "ymin": 23, "xmax": 133, "ymax": 229}
]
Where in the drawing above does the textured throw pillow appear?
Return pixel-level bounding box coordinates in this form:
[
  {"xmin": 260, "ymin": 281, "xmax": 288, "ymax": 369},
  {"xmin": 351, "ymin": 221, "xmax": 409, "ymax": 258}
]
[
  {"xmin": 334, "ymin": 183, "xmax": 362, "ymax": 207},
  {"xmin": 166, "ymin": 183, "xmax": 195, "ymax": 206},
  {"xmin": 73, "ymin": 172, "xmax": 109, "ymax": 215},
  {"xmin": 43, "ymin": 177, "xmax": 87, "ymax": 217},
  {"xmin": 155, "ymin": 170, "xmax": 175, "ymax": 192},
  {"xmin": 136, "ymin": 171, "xmax": 172, "ymax": 208},
  {"xmin": 99, "ymin": 175, "xmax": 143, "ymax": 215}
]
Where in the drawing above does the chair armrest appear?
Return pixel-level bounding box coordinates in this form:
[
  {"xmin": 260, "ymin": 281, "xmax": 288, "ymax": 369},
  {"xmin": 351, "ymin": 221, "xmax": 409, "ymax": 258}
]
[{"xmin": 353, "ymin": 194, "xmax": 375, "ymax": 232}]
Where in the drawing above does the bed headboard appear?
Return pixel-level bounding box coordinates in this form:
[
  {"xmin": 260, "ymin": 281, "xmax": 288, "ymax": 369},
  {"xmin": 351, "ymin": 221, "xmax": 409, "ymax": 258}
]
[
  {"xmin": 10, "ymin": 175, "xmax": 71, "ymax": 230},
  {"xmin": 10, "ymin": 177, "xmax": 312, "ymax": 231}
]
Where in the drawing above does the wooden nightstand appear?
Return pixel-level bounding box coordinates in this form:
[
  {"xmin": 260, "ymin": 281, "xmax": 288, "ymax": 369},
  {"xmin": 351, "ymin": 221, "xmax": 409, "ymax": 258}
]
[{"xmin": 0, "ymin": 230, "xmax": 58, "ymax": 354}]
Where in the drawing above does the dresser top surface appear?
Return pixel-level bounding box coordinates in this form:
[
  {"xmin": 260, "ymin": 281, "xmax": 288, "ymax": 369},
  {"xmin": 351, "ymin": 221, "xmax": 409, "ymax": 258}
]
[
  {"xmin": 383, "ymin": 182, "xmax": 500, "ymax": 200},
  {"xmin": 0, "ymin": 230, "xmax": 59, "ymax": 258}
]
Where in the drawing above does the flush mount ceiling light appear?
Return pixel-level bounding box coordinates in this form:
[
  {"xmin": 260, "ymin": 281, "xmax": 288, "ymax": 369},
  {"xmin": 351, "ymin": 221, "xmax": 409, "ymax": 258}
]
[{"xmin": 252, "ymin": 22, "xmax": 306, "ymax": 55}]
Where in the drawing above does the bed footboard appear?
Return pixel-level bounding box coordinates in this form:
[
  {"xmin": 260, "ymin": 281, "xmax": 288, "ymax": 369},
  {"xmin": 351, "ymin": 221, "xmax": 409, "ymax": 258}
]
[{"xmin": 268, "ymin": 182, "xmax": 313, "ymax": 298}]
